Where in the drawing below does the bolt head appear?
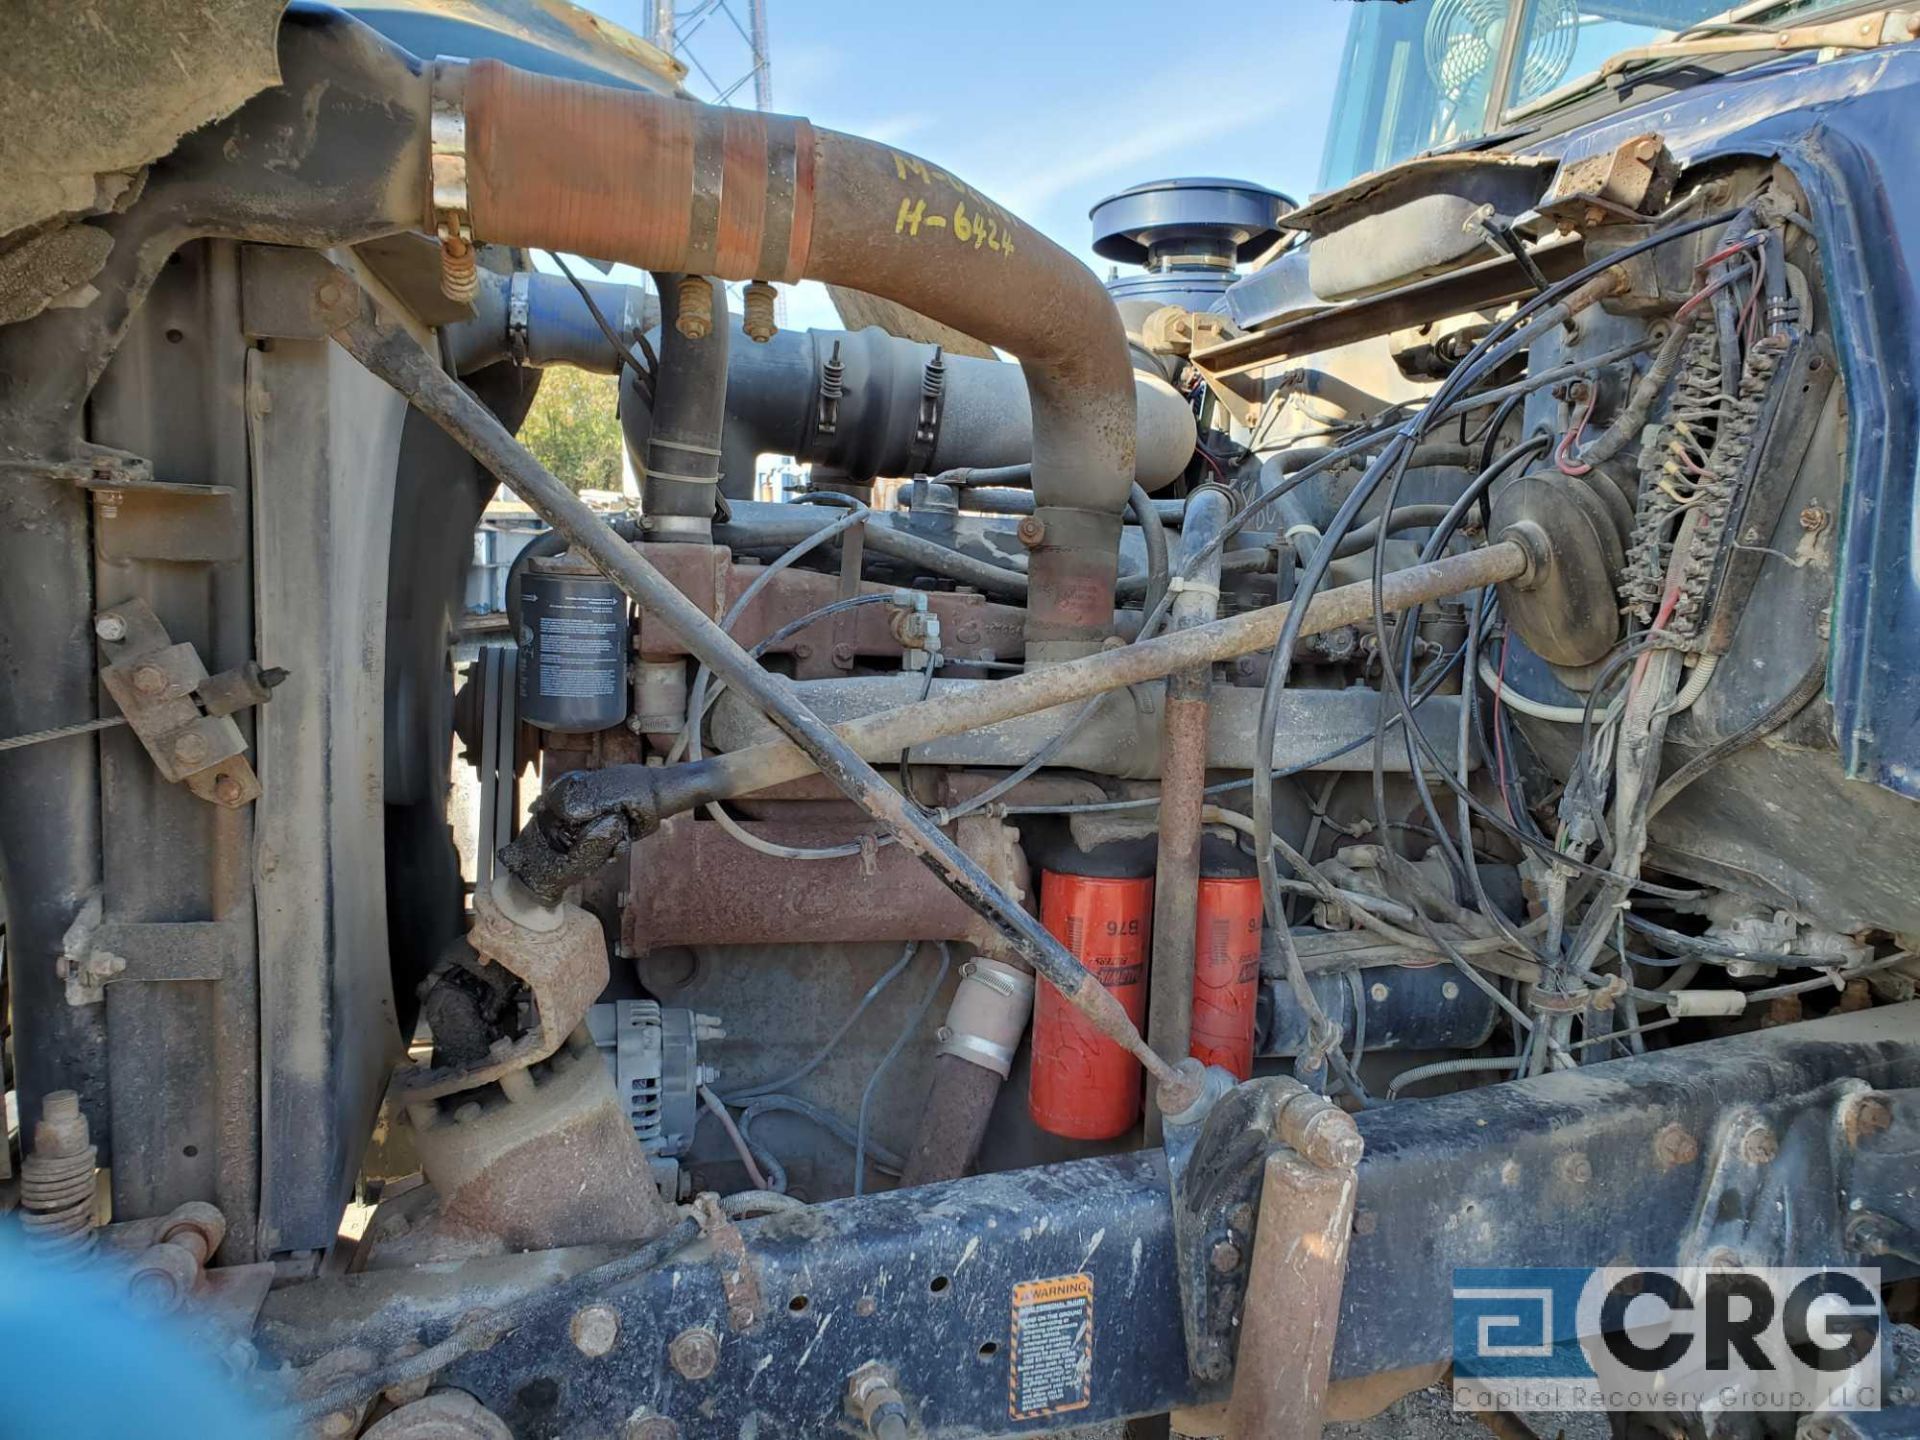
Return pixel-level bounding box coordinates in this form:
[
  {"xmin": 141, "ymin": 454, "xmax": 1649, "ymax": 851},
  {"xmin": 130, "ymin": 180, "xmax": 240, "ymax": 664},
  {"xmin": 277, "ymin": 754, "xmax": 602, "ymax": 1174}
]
[
  {"xmin": 1016, "ymin": 515, "xmax": 1047, "ymax": 548},
  {"xmin": 1741, "ymin": 1124, "xmax": 1779, "ymax": 1165},
  {"xmin": 1847, "ymin": 1095, "xmax": 1894, "ymax": 1146},
  {"xmin": 1557, "ymin": 1152, "xmax": 1593, "ymax": 1184},
  {"xmin": 133, "ymin": 664, "xmax": 168, "ymax": 696},
  {"xmin": 667, "ymin": 1324, "xmax": 719, "ymax": 1379},
  {"xmin": 1799, "ymin": 504, "xmax": 1828, "ymax": 533},
  {"xmin": 1209, "ymin": 1239, "xmax": 1242, "ymax": 1274},
  {"xmin": 626, "ymin": 1415, "xmax": 679, "ymax": 1440},
  {"xmin": 94, "ymin": 613, "xmax": 127, "ymax": 642},
  {"xmin": 571, "ymin": 1303, "xmax": 621, "ymax": 1358},
  {"xmin": 1653, "ymin": 1123, "xmax": 1699, "ymax": 1168},
  {"xmin": 213, "ymin": 773, "xmax": 244, "ymax": 804},
  {"xmin": 727, "ymin": 1303, "xmax": 755, "ymax": 1331},
  {"xmin": 173, "ymin": 732, "xmax": 209, "ymax": 764}
]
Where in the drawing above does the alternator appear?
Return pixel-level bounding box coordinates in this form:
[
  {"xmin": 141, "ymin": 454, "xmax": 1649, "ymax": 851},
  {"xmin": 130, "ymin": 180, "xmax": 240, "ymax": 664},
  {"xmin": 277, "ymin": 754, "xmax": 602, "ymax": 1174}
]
[{"xmin": 585, "ymin": 1000, "xmax": 724, "ymax": 1181}]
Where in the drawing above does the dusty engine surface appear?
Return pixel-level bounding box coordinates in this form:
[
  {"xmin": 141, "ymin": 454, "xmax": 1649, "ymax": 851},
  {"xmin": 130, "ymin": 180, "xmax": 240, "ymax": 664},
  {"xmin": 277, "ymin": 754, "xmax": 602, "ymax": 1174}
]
[{"xmin": 6, "ymin": 3, "xmax": 1920, "ymax": 1439}]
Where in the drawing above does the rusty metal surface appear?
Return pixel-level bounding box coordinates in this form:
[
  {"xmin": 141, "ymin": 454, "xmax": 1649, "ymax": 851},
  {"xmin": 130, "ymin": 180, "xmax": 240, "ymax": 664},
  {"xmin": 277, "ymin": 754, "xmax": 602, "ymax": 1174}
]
[
  {"xmin": 622, "ymin": 816, "xmax": 981, "ymax": 952},
  {"xmin": 397, "ymin": 891, "xmax": 609, "ymax": 1104},
  {"xmin": 622, "ymin": 811, "xmax": 1025, "ymax": 953},
  {"xmin": 381, "ymin": 1028, "xmax": 673, "ymax": 1261},
  {"xmin": 1145, "ymin": 695, "xmax": 1209, "ymax": 1139},
  {"xmin": 632, "ymin": 542, "xmax": 1026, "ymax": 666},
  {"xmin": 1223, "ymin": 1151, "xmax": 1359, "ymax": 1440},
  {"xmin": 1538, "ymin": 133, "xmax": 1678, "ymax": 231}
]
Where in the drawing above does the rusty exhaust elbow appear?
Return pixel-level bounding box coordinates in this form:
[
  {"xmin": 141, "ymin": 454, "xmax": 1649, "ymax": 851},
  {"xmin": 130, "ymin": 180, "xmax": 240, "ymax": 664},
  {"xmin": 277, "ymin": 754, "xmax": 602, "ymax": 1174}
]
[{"xmin": 442, "ymin": 57, "xmax": 1136, "ymax": 657}]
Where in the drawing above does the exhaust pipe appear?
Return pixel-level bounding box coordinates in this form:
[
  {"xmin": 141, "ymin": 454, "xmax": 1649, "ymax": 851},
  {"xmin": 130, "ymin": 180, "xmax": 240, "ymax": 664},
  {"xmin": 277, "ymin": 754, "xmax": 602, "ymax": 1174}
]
[{"xmin": 436, "ymin": 57, "xmax": 1138, "ymax": 657}]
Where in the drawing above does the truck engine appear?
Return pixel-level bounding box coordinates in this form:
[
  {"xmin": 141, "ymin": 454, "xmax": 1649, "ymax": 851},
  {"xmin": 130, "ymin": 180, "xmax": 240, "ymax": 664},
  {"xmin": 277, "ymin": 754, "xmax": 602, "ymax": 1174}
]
[{"xmin": 5, "ymin": 2, "xmax": 1920, "ymax": 1437}]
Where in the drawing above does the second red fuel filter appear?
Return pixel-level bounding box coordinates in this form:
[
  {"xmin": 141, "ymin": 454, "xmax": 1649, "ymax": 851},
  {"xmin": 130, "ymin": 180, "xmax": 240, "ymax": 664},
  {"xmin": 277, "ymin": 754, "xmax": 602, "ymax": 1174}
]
[{"xmin": 1189, "ymin": 875, "xmax": 1263, "ymax": 1081}]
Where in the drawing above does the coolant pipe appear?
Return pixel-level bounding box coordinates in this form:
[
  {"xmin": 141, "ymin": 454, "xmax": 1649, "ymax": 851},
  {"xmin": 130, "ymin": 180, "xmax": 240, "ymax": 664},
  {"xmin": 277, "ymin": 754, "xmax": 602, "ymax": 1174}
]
[
  {"xmin": 443, "ymin": 267, "xmax": 660, "ymax": 375},
  {"xmin": 442, "ymin": 55, "xmax": 1140, "ymax": 659},
  {"xmin": 620, "ymin": 326, "xmax": 1198, "ymax": 501},
  {"xmin": 642, "ymin": 274, "xmax": 730, "ymax": 535},
  {"xmin": 1144, "ymin": 485, "xmax": 1234, "ymax": 1140},
  {"xmin": 325, "ymin": 274, "xmax": 1178, "ymax": 1091}
]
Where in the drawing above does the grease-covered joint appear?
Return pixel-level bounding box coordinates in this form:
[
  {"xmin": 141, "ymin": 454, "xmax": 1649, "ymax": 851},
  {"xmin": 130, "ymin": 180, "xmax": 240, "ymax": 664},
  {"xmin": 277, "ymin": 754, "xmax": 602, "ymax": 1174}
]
[
  {"xmin": 498, "ymin": 765, "xmax": 694, "ymax": 903},
  {"xmin": 1273, "ymin": 1087, "xmax": 1365, "ymax": 1172}
]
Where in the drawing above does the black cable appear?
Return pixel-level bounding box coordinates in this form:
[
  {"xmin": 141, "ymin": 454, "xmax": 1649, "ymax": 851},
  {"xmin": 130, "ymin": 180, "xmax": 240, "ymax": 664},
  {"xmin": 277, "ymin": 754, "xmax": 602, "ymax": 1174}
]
[
  {"xmin": 1645, "ymin": 652, "xmax": 1826, "ymax": 819},
  {"xmin": 546, "ymin": 251, "xmax": 650, "ymax": 389},
  {"xmin": 854, "ymin": 942, "xmax": 951, "ymax": 1197}
]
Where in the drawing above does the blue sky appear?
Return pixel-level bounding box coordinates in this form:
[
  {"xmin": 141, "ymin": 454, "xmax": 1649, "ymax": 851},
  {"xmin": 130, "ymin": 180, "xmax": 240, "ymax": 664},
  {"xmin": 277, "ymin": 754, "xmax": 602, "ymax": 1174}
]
[{"xmin": 560, "ymin": 0, "xmax": 1358, "ymax": 328}]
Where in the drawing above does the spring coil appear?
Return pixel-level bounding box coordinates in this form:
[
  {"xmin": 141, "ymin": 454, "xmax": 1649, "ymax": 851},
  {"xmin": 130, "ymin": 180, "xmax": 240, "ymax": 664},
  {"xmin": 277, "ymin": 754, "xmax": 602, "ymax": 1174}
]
[
  {"xmin": 1623, "ymin": 319, "xmax": 1723, "ymax": 625},
  {"xmin": 1669, "ymin": 337, "xmax": 1785, "ymax": 635},
  {"xmin": 19, "ymin": 1091, "xmax": 98, "ymax": 1255}
]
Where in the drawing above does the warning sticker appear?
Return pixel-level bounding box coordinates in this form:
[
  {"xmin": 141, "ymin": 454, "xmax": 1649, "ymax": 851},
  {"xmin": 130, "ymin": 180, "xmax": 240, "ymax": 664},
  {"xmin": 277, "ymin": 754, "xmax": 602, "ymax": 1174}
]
[{"xmin": 1008, "ymin": 1273, "xmax": 1093, "ymax": 1420}]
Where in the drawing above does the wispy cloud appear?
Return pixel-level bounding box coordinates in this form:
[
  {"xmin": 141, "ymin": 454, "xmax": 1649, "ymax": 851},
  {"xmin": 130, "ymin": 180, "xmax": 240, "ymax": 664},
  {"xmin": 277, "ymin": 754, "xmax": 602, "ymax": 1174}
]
[
  {"xmin": 856, "ymin": 111, "xmax": 936, "ymax": 148},
  {"xmin": 998, "ymin": 92, "xmax": 1297, "ymax": 213}
]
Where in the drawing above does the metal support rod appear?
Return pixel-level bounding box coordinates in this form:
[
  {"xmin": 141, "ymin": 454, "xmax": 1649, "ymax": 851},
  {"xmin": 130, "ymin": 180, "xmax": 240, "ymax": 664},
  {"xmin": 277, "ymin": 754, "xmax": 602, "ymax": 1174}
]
[
  {"xmin": 1224, "ymin": 1149, "xmax": 1359, "ymax": 1440},
  {"xmin": 325, "ymin": 279, "xmax": 1175, "ymax": 1086},
  {"xmin": 687, "ymin": 541, "xmax": 1530, "ymax": 805},
  {"xmin": 1144, "ymin": 487, "xmax": 1233, "ymax": 1140}
]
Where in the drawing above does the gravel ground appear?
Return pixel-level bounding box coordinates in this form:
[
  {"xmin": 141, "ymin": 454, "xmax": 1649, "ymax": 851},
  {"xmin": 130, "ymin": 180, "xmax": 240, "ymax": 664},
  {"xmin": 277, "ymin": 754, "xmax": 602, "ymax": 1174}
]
[{"xmin": 1058, "ymin": 1385, "xmax": 1610, "ymax": 1439}]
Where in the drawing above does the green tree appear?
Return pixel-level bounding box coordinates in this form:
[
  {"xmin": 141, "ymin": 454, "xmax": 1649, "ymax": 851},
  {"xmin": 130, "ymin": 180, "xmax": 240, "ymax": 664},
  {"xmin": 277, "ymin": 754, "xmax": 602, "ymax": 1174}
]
[{"xmin": 518, "ymin": 365, "xmax": 624, "ymax": 494}]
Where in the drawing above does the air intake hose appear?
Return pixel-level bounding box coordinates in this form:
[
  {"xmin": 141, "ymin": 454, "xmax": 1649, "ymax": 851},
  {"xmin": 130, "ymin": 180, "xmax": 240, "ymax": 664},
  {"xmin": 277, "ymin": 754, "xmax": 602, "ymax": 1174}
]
[{"xmin": 441, "ymin": 57, "xmax": 1137, "ymax": 658}]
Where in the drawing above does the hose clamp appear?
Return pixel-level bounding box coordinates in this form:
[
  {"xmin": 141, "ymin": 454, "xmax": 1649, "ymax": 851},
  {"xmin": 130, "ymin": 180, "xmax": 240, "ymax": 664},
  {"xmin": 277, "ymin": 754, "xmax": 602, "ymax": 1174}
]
[
  {"xmin": 429, "ymin": 58, "xmax": 476, "ymax": 303},
  {"xmin": 506, "ymin": 270, "xmax": 531, "ymax": 365}
]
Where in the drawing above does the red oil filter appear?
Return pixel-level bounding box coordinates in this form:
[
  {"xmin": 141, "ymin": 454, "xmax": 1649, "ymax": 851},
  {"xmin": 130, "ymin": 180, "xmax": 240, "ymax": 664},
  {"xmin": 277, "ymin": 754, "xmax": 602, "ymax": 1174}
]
[
  {"xmin": 1190, "ymin": 876, "xmax": 1263, "ymax": 1080},
  {"xmin": 1028, "ymin": 871, "xmax": 1153, "ymax": 1140}
]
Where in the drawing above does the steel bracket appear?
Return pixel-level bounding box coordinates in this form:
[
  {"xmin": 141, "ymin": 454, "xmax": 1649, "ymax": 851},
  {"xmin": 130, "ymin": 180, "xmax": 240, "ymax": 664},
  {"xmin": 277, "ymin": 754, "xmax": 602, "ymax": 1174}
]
[{"xmin": 94, "ymin": 596, "xmax": 277, "ymax": 808}]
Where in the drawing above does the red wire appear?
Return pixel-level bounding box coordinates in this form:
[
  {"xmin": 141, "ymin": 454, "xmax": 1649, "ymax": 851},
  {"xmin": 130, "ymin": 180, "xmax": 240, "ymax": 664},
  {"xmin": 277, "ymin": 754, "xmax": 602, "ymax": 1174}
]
[
  {"xmin": 1195, "ymin": 446, "xmax": 1228, "ymax": 481},
  {"xmin": 1554, "ymin": 383, "xmax": 1600, "ymax": 476}
]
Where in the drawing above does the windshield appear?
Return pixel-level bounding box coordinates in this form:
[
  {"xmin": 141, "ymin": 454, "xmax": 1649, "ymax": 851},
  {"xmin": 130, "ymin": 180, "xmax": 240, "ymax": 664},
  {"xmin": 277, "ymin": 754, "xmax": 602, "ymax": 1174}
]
[{"xmin": 1318, "ymin": 0, "xmax": 1855, "ymax": 190}]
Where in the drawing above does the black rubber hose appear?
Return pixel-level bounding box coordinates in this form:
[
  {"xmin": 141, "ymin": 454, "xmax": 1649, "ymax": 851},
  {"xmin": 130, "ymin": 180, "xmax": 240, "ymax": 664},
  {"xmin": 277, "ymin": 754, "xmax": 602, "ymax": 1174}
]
[
  {"xmin": 1130, "ymin": 481, "xmax": 1170, "ymax": 617},
  {"xmin": 643, "ymin": 273, "xmax": 730, "ymax": 523},
  {"xmin": 1327, "ymin": 504, "xmax": 1459, "ymax": 560}
]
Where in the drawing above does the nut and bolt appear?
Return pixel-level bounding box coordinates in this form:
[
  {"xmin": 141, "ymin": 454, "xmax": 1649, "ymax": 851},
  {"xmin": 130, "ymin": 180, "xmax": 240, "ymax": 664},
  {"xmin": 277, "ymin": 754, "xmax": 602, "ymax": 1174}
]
[
  {"xmin": 1800, "ymin": 504, "xmax": 1829, "ymax": 533},
  {"xmin": 1846, "ymin": 1094, "xmax": 1894, "ymax": 1146},
  {"xmin": 1016, "ymin": 515, "xmax": 1047, "ymax": 549},
  {"xmin": 675, "ymin": 276, "xmax": 715, "ymax": 340},
  {"xmin": 133, "ymin": 664, "xmax": 169, "ymax": 696},
  {"xmin": 625, "ymin": 1415, "xmax": 680, "ymax": 1440},
  {"xmin": 570, "ymin": 1303, "xmax": 621, "ymax": 1358},
  {"xmin": 1557, "ymin": 1152, "xmax": 1594, "ymax": 1185},
  {"xmin": 667, "ymin": 1325, "xmax": 720, "ymax": 1380},
  {"xmin": 173, "ymin": 733, "xmax": 209, "ymax": 765},
  {"xmin": 212, "ymin": 773, "xmax": 244, "ymax": 805},
  {"xmin": 1209, "ymin": 1240, "xmax": 1243, "ymax": 1274},
  {"xmin": 743, "ymin": 281, "xmax": 778, "ymax": 343},
  {"xmin": 1653, "ymin": 1124, "xmax": 1699, "ymax": 1168},
  {"xmin": 93, "ymin": 613, "xmax": 127, "ymax": 642},
  {"xmin": 1740, "ymin": 1124, "xmax": 1779, "ymax": 1165}
]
